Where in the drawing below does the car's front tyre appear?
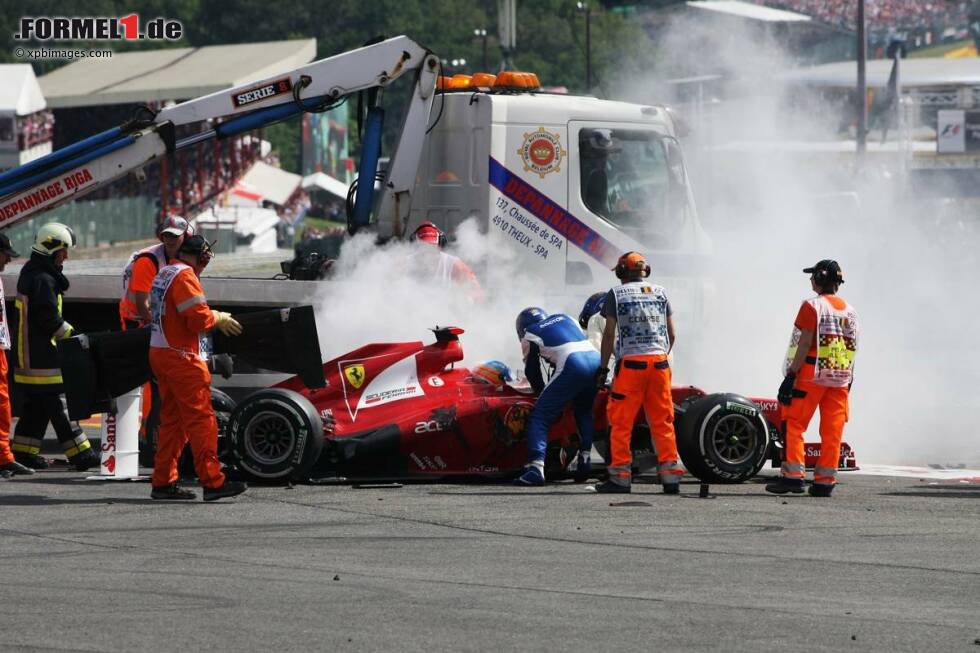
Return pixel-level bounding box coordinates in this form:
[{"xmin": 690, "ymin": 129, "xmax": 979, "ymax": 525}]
[{"xmin": 676, "ymin": 393, "xmax": 770, "ymax": 483}]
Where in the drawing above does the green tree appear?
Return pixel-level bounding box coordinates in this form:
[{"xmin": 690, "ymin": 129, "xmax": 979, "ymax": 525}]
[{"xmin": 512, "ymin": 0, "xmax": 656, "ymax": 96}]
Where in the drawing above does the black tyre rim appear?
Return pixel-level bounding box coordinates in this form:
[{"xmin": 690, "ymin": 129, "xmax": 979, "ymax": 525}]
[
  {"xmin": 709, "ymin": 414, "xmax": 757, "ymax": 466},
  {"xmin": 244, "ymin": 410, "xmax": 297, "ymax": 466}
]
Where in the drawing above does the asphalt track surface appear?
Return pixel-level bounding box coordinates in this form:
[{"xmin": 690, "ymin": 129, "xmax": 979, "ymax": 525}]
[{"xmin": 1, "ymin": 465, "xmax": 978, "ymax": 652}]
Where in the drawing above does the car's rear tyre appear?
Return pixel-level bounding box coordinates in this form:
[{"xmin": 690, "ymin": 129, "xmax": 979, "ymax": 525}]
[
  {"xmin": 677, "ymin": 393, "xmax": 770, "ymax": 483},
  {"xmin": 227, "ymin": 388, "xmax": 323, "ymax": 481}
]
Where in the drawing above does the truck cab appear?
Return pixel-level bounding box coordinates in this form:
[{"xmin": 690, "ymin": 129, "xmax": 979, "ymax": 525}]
[{"xmin": 385, "ymin": 77, "xmax": 710, "ymax": 318}]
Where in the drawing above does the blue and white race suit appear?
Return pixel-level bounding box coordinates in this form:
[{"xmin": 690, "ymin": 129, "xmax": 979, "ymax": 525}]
[{"xmin": 521, "ymin": 313, "xmax": 600, "ymax": 464}]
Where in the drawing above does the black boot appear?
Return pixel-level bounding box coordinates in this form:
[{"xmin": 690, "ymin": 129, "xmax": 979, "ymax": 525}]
[
  {"xmin": 14, "ymin": 452, "xmax": 49, "ymax": 470},
  {"xmin": 808, "ymin": 483, "xmax": 834, "ymax": 497},
  {"xmin": 0, "ymin": 460, "xmax": 36, "ymax": 477},
  {"xmin": 765, "ymin": 476, "xmax": 805, "ymax": 495},
  {"xmin": 592, "ymin": 480, "xmax": 631, "ymax": 494},
  {"xmin": 151, "ymin": 483, "xmax": 197, "ymax": 500},
  {"xmin": 203, "ymin": 480, "xmax": 248, "ymax": 502},
  {"xmin": 68, "ymin": 448, "xmax": 100, "ymax": 472},
  {"xmin": 573, "ymin": 451, "xmax": 592, "ymax": 483}
]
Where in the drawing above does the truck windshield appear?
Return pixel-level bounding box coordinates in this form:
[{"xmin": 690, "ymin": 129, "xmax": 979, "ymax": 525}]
[{"xmin": 579, "ymin": 128, "xmax": 688, "ymax": 249}]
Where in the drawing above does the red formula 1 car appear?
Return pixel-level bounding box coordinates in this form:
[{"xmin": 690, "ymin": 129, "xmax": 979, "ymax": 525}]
[{"xmin": 224, "ymin": 327, "xmax": 856, "ymax": 483}]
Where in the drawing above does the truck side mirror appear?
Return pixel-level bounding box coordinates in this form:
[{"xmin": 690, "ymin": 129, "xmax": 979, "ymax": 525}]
[
  {"xmin": 566, "ymin": 261, "xmax": 593, "ymax": 285},
  {"xmin": 665, "ymin": 138, "xmax": 687, "ymax": 189}
]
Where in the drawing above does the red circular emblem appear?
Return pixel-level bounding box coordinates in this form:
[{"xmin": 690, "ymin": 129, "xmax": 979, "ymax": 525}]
[{"xmin": 528, "ymin": 138, "xmax": 556, "ymax": 167}]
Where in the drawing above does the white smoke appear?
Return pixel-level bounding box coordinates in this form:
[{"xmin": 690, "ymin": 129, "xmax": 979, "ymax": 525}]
[
  {"xmin": 311, "ymin": 14, "xmax": 979, "ymax": 466},
  {"xmin": 619, "ymin": 12, "xmax": 980, "ymax": 465},
  {"xmin": 312, "ymin": 219, "xmax": 546, "ymax": 378}
]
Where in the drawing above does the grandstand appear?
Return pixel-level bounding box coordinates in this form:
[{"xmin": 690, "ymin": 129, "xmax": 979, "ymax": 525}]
[
  {"xmin": 0, "ymin": 65, "xmax": 53, "ymax": 171},
  {"xmin": 755, "ymin": 0, "xmax": 980, "ymax": 56}
]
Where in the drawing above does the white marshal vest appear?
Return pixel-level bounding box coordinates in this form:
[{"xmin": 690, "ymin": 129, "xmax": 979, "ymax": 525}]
[
  {"xmin": 121, "ymin": 243, "xmax": 168, "ymax": 303},
  {"xmin": 783, "ymin": 295, "xmax": 859, "ymax": 387},
  {"xmin": 149, "ymin": 263, "xmax": 211, "ymax": 360},
  {"xmin": 612, "ymin": 281, "xmax": 671, "ymax": 358}
]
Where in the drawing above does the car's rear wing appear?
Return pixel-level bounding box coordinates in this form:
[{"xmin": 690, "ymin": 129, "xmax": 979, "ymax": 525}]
[{"xmin": 57, "ymin": 305, "xmax": 325, "ymax": 420}]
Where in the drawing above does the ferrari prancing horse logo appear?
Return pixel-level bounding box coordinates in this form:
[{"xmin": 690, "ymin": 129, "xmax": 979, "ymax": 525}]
[{"xmin": 344, "ymin": 364, "xmax": 366, "ymax": 389}]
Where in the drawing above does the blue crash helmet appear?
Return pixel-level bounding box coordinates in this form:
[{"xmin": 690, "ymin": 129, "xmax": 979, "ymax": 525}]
[
  {"xmin": 515, "ymin": 307, "xmax": 548, "ymax": 338},
  {"xmin": 578, "ymin": 291, "xmax": 606, "ymax": 329},
  {"xmin": 471, "ymin": 360, "xmax": 514, "ymax": 386}
]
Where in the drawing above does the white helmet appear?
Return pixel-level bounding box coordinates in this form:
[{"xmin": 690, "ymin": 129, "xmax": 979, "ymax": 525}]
[{"xmin": 32, "ymin": 222, "xmax": 76, "ymax": 256}]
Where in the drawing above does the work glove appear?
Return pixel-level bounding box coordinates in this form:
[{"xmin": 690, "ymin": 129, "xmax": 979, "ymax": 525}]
[
  {"xmin": 777, "ymin": 372, "xmax": 796, "ymax": 406},
  {"xmin": 213, "ymin": 311, "xmax": 243, "ymax": 337},
  {"xmin": 210, "ymin": 353, "xmax": 234, "ymax": 379},
  {"xmin": 595, "ymin": 367, "xmax": 610, "ymax": 390}
]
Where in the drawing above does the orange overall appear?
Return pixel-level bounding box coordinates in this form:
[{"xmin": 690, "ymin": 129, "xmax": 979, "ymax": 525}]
[
  {"xmin": 0, "ymin": 354, "xmax": 13, "ymax": 467},
  {"xmin": 607, "ymin": 354, "xmax": 682, "ymax": 487},
  {"xmin": 781, "ymin": 296, "xmax": 853, "ymax": 488},
  {"xmin": 148, "ymin": 263, "xmax": 224, "ymax": 489},
  {"xmin": 0, "ymin": 278, "xmax": 13, "ymax": 466}
]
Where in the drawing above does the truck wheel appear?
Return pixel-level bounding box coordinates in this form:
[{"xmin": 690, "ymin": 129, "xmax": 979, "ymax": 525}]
[
  {"xmin": 227, "ymin": 388, "xmax": 323, "ymax": 481},
  {"xmin": 677, "ymin": 393, "xmax": 770, "ymax": 484},
  {"xmin": 139, "ymin": 387, "xmax": 237, "ymax": 469},
  {"xmin": 177, "ymin": 388, "xmax": 238, "ymax": 477},
  {"xmin": 211, "ymin": 388, "xmax": 236, "ymax": 461}
]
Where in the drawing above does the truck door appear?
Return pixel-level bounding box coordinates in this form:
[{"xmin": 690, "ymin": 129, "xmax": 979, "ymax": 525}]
[
  {"xmin": 486, "ymin": 121, "xmax": 569, "ymax": 289},
  {"xmin": 567, "ymin": 121, "xmax": 699, "ymax": 260},
  {"xmin": 566, "ymin": 121, "xmax": 709, "ymax": 338}
]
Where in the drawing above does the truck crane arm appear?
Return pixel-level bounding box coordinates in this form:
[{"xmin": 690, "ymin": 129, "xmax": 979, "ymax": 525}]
[{"xmin": 0, "ymin": 35, "xmax": 439, "ymax": 233}]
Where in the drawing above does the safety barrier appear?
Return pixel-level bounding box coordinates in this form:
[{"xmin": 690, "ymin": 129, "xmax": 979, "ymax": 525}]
[{"xmin": 86, "ymin": 387, "xmax": 146, "ymax": 482}]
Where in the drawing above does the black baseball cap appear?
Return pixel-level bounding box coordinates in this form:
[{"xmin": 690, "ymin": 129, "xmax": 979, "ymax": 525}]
[
  {"xmin": 803, "ymin": 259, "xmax": 844, "ymax": 283},
  {"xmin": 0, "ymin": 233, "xmax": 20, "ymax": 258},
  {"xmin": 178, "ymin": 235, "xmax": 213, "ymax": 256}
]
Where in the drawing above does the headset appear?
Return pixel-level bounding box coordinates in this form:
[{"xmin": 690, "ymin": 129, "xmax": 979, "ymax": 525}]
[
  {"xmin": 199, "ymin": 239, "xmax": 215, "ymax": 267},
  {"xmin": 614, "ymin": 251, "xmax": 651, "ymax": 280},
  {"xmin": 179, "ymin": 235, "xmax": 215, "ymax": 268},
  {"xmin": 410, "ymin": 221, "xmax": 447, "ymax": 248}
]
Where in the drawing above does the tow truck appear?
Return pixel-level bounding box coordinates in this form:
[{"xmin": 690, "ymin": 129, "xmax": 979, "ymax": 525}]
[{"xmin": 0, "ymin": 32, "xmax": 713, "ymax": 422}]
